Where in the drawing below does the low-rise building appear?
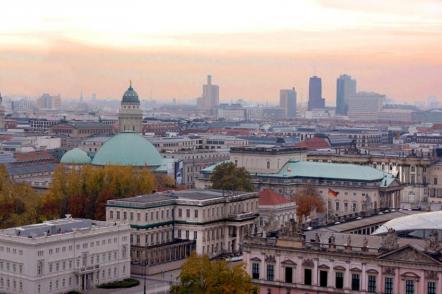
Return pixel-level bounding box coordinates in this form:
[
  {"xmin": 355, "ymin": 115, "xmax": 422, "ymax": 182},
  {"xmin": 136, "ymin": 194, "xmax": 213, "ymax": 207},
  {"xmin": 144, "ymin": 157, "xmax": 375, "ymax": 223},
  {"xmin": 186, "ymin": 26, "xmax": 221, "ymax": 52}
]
[
  {"xmin": 162, "ymin": 149, "xmax": 229, "ymax": 186},
  {"xmin": 230, "ymin": 146, "xmax": 307, "ymax": 174},
  {"xmin": 0, "ymin": 216, "xmax": 131, "ymax": 294},
  {"xmin": 106, "ymin": 190, "xmax": 259, "ymax": 274},
  {"xmin": 244, "ymin": 223, "xmax": 442, "ymax": 294},
  {"xmin": 197, "ymin": 161, "xmax": 402, "ymax": 223},
  {"xmin": 258, "ymin": 189, "xmax": 296, "ymax": 230}
]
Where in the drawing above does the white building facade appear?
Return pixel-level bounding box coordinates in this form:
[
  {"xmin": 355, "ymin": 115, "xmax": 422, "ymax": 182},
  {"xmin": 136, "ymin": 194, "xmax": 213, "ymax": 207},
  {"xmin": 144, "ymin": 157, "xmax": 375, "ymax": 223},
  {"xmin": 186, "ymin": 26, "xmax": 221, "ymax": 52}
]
[{"xmin": 0, "ymin": 217, "xmax": 131, "ymax": 294}]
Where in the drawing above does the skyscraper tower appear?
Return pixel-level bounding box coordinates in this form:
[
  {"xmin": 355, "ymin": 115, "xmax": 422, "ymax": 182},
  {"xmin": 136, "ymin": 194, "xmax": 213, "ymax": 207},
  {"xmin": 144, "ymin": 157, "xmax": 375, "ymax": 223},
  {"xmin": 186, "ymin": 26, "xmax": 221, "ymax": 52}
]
[
  {"xmin": 119, "ymin": 81, "xmax": 143, "ymax": 133},
  {"xmin": 197, "ymin": 75, "xmax": 219, "ymax": 113},
  {"xmin": 336, "ymin": 74, "xmax": 357, "ymax": 115},
  {"xmin": 280, "ymin": 88, "xmax": 297, "ymax": 119},
  {"xmin": 308, "ymin": 76, "xmax": 325, "ymax": 110}
]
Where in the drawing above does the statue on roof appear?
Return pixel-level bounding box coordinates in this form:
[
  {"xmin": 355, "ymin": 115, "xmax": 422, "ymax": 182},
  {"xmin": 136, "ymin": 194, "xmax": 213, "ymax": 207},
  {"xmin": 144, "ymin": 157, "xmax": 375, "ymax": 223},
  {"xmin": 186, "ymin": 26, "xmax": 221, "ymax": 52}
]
[
  {"xmin": 425, "ymin": 230, "xmax": 441, "ymax": 252},
  {"xmin": 380, "ymin": 228, "xmax": 399, "ymax": 251}
]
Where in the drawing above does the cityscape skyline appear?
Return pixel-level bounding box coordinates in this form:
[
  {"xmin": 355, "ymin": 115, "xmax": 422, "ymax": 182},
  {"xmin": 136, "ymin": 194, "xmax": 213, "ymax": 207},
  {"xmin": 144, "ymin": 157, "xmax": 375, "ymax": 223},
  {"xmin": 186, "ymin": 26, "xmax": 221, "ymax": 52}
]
[{"xmin": 1, "ymin": 1, "xmax": 441, "ymax": 103}]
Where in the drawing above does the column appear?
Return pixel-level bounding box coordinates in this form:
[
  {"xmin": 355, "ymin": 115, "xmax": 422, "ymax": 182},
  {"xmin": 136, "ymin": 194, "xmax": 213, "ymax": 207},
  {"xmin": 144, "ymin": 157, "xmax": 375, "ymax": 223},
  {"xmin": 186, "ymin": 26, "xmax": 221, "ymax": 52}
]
[
  {"xmin": 361, "ymin": 263, "xmax": 367, "ymax": 292},
  {"xmin": 234, "ymin": 226, "xmax": 240, "ymax": 252}
]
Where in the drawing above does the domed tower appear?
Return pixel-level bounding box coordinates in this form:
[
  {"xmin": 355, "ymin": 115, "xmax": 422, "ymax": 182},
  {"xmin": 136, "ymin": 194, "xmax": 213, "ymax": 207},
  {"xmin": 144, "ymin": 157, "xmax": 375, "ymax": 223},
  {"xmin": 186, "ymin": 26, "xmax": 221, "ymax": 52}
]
[{"xmin": 119, "ymin": 81, "xmax": 143, "ymax": 133}]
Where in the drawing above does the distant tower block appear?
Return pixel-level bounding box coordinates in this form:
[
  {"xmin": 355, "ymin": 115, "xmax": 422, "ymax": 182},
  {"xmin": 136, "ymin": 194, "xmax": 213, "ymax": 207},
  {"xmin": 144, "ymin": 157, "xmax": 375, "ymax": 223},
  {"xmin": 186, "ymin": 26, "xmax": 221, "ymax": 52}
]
[{"xmin": 119, "ymin": 81, "xmax": 143, "ymax": 133}]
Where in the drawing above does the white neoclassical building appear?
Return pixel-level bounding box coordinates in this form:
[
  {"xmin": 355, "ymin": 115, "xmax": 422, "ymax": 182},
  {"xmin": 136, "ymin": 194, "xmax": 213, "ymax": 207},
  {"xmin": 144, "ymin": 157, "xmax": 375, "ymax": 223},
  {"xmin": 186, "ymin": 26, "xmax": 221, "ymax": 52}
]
[
  {"xmin": 106, "ymin": 189, "xmax": 259, "ymax": 274},
  {"xmin": 0, "ymin": 216, "xmax": 131, "ymax": 294}
]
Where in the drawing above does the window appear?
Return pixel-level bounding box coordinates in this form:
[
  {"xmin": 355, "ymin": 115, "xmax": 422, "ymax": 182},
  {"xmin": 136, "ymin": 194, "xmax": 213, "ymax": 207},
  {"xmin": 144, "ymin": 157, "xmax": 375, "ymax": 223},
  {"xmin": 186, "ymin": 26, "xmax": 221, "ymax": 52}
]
[
  {"xmin": 194, "ymin": 231, "xmax": 197, "ymax": 240},
  {"xmin": 285, "ymin": 267, "xmax": 293, "ymax": 283},
  {"xmin": 428, "ymin": 281, "xmax": 436, "ymax": 294},
  {"xmin": 406, "ymin": 280, "xmax": 415, "ymax": 294},
  {"xmin": 335, "ymin": 272, "xmax": 344, "ymax": 289},
  {"xmin": 110, "ymin": 211, "xmax": 113, "ymax": 219},
  {"xmin": 352, "ymin": 273, "xmax": 360, "ymax": 291},
  {"xmin": 252, "ymin": 263, "xmax": 260, "ymax": 279},
  {"xmin": 195, "ymin": 210, "xmax": 198, "ymax": 218},
  {"xmin": 368, "ymin": 275, "xmax": 376, "ymax": 293},
  {"xmin": 267, "ymin": 161, "xmax": 270, "ymax": 169},
  {"xmin": 335, "ymin": 201, "xmax": 340, "ymax": 211},
  {"xmin": 178, "ymin": 209, "xmax": 182, "ymax": 217},
  {"xmin": 266, "ymin": 264, "xmax": 274, "ymax": 281},
  {"xmin": 186, "ymin": 209, "xmax": 190, "ymax": 218},
  {"xmin": 319, "ymin": 271, "xmax": 328, "ymax": 287},
  {"xmin": 304, "ymin": 268, "xmax": 312, "ymax": 285},
  {"xmin": 384, "ymin": 277, "xmax": 393, "ymax": 294}
]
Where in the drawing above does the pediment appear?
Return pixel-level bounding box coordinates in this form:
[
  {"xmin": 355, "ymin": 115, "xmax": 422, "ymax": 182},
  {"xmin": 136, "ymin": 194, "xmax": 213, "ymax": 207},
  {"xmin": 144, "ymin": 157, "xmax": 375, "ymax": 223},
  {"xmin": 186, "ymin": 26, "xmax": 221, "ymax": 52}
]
[{"xmin": 378, "ymin": 245, "xmax": 441, "ymax": 265}]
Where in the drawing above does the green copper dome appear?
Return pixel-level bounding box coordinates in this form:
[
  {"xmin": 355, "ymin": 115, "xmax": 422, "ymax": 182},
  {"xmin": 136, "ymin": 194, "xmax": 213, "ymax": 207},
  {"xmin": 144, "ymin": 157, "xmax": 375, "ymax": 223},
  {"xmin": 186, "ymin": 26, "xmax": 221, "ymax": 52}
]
[
  {"xmin": 60, "ymin": 148, "xmax": 91, "ymax": 165},
  {"xmin": 91, "ymin": 133, "xmax": 162, "ymax": 167},
  {"xmin": 121, "ymin": 81, "xmax": 140, "ymax": 104}
]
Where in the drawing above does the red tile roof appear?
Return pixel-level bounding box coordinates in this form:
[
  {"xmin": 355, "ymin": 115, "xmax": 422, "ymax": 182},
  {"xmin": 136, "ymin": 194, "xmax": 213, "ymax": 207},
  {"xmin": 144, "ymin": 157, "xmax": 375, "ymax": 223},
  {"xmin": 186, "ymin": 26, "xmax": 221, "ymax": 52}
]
[
  {"xmin": 295, "ymin": 137, "xmax": 330, "ymax": 150},
  {"xmin": 259, "ymin": 189, "xmax": 291, "ymax": 206},
  {"xmin": 14, "ymin": 150, "xmax": 56, "ymax": 163}
]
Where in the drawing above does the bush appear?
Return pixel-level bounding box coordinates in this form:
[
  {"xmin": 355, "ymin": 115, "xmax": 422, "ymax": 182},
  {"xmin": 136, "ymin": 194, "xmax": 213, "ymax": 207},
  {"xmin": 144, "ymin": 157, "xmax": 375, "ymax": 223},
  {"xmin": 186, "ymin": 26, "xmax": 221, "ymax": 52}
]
[{"xmin": 98, "ymin": 278, "xmax": 140, "ymax": 289}]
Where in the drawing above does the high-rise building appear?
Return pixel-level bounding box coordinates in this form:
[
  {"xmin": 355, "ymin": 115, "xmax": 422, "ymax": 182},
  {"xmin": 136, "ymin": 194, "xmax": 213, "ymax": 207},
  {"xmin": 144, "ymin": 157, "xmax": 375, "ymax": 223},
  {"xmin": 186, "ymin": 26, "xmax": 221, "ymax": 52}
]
[
  {"xmin": 336, "ymin": 74, "xmax": 357, "ymax": 115},
  {"xmin": 308, "ymin": 76, "xmax": 325, "ymax": 110},
  {"xmin": 197, "ymin": 75, "xmax": 219, "ymax": 113},
  {"xmin": 119, "ymin": 81, "xmax": 143, "ymax": 133},
  {"xmin": 348, "ymin": 91, "xmax": 385, "ymax": 121},
  {"xmin": 279, "ymin": 88, "xmax": 297, "ymax": 119},
  {"xmin": 36, "ymin": 93, "xmax": 61, "ymax": 110}
]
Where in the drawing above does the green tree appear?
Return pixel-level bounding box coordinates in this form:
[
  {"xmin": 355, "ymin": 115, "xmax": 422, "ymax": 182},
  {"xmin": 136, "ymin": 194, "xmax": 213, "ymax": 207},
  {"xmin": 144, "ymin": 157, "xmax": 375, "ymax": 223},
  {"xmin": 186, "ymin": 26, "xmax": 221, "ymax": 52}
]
[
  {"xmin": 171, "ymin": 253, "xmax": 257, "ymax": 294},
  {"xmin": 210, "ymin": 162, "xmax": 253, "ymax": 192}
]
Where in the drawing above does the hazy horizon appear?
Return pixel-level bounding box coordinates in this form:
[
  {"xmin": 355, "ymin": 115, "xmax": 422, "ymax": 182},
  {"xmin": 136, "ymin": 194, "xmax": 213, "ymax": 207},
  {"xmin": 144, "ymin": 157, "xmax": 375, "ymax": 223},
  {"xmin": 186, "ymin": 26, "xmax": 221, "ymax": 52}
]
[{"xmin": 1, "ymin": 0, "xmax": 441, "ymax": 104}]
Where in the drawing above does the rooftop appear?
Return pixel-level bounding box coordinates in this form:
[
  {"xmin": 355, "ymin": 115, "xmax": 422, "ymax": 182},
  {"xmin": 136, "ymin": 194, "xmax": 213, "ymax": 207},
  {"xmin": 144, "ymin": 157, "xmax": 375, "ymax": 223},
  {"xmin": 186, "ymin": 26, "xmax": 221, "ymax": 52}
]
[
  {"xmin": 263, "ymin": 160, "xmax": 394, "ymax": 183},
  {"xmin": 374, "ymin": 211, "xmax": 442, "ymax": 235},
  {"xmin": 0, "ymin": 216, "xmax": 117, "ymax": 239},
  {"xmin": 259, "ymin": 189, "xmax": 292, "ymax": 206},
  {"xmin": 107, "ymin": 189, "xmax": 258, "ymax": 209}
]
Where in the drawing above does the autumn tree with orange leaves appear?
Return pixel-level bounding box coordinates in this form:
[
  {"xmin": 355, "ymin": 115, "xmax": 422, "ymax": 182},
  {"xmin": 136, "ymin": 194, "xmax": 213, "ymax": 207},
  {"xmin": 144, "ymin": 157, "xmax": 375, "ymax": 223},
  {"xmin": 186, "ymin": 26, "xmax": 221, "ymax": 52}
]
[
  {"xmin": 42, "ymin": 165, "xmax": 157, "ymax": 220},
  {"xmin": 293, "ymin": 185, "xmax": 325, "ymax": 224}
]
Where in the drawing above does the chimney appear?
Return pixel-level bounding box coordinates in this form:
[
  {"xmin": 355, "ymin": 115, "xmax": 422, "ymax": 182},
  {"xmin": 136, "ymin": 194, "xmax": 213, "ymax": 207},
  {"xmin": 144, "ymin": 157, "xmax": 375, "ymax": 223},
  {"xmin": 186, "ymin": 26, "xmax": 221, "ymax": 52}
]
[{"xmin": 207, "ymin": 75, "xmax": 212, "ymax": 85}]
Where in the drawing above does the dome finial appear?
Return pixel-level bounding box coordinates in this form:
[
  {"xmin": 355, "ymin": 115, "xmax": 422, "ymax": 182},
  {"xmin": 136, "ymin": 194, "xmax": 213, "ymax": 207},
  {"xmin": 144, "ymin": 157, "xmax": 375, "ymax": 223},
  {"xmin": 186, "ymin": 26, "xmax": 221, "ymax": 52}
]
[{"xmin": 129, "ymin": 80, "xmax": 132, "ymax": 89}]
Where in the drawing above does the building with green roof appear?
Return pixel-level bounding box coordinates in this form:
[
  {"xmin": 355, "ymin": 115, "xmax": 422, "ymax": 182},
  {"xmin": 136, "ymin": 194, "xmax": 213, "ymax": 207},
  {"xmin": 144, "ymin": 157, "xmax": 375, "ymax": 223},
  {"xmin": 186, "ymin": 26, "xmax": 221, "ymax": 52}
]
[
  {"xmin": 197, "ymin": 160, "xmax": 402, "ymax": 222},
  {"xmin": 60, "ymin": 148, "xmax": 91, "ymax": 165},
  {"xmin": 91, "ymin": 132, "xmax": 163, "ymax": 168}
]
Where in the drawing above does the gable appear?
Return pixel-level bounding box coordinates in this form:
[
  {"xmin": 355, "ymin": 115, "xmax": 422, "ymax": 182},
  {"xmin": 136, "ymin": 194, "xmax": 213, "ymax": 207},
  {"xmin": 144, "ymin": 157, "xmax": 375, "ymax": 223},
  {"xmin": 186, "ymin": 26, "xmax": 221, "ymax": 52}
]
[{"xmin": 379, "ymin": 246, "xmax": 441, "ymax": 266}]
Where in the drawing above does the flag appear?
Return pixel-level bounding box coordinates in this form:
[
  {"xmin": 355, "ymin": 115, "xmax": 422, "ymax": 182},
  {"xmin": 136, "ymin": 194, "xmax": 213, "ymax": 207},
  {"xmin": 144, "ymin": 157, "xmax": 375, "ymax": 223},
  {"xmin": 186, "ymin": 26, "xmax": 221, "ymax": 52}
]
[{"xmin": 328, "ymin": 188, "xmax": 339, "ymax": 197}]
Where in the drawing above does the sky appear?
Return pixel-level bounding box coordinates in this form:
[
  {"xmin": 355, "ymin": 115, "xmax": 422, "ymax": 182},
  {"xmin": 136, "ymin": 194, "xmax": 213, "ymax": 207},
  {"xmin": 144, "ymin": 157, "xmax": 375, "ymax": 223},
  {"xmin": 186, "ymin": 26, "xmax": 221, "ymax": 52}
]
[{"xmin": 1, "ymin": 0, "xmax": 442, "ymax": 104}]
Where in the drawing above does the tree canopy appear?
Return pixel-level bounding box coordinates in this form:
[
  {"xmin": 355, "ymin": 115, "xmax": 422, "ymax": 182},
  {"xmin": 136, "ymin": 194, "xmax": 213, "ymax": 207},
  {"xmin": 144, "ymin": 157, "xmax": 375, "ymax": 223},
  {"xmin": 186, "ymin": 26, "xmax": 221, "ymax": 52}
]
[
  {"xmin": 0, "ymin": 165, "xmax": 41, "ymax": 228},
  {"xmin": 293, "ymin": 185, "xmax": 325, "ymax": 223},
  {"xmin": 42, "ymin": 165, "xmax": 157, "ymax": 220},
  {"xmin": 210, "ymin": 162, "xmax": 253, "ymax": 192},
  {"xmin": 171, "ymin": 253, "xmax": 257, "ymax": 294}
]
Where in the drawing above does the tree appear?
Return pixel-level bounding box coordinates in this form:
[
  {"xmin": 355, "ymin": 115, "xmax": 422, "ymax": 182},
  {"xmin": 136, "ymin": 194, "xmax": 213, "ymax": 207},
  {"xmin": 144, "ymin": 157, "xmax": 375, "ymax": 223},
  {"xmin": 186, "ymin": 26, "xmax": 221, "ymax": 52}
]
[
  {"xmin": 293, "ymin": 185, "xmax": 325, "ymax": 223},
  {"xmin": 171, "ymin": 253, "xmax": 257, "ymax": 294},
  {"xmin": 210, "ymin": 162, "xmax": 253, "ymax": 192},
  {"xmin": 0, "ymin": 165, "xmax": 41, "ymax": 228},
  {"xmin": 44, "ymin": 165, "xmax": 157, "ymax": 220}
]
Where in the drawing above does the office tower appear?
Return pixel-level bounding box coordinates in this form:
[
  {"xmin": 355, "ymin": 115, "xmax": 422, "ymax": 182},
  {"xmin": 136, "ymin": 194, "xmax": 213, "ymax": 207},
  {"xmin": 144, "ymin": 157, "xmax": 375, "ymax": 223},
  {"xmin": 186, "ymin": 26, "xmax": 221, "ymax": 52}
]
[
  {"xmin": 336, "ymin": 74, "xmax": 357, "ymax": 115},
  {"xmin": 36, "ymin": 93, "xmax": 61, "ymax": 110},
  {"xmin": 197, "ymin": 75, "xmax": 219, "ymax": 113},
  {"xmin": 308, "ymin": 76, "xmax": 325, "ymax": 110},
  {"xmin": 348, "ymin": 92, "xmax": 385, "ymax": 121},
  {"xmin": 279, "ymin": 88, "xmax": 297, "ymax": 119}
]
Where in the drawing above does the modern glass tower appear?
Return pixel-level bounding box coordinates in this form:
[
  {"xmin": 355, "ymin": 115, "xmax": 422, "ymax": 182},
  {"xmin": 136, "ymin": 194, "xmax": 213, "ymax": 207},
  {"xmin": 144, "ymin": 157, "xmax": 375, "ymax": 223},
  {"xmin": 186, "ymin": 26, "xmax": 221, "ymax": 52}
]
[{"xmin": 336, "ymin": 74, "xmax": 357, "ymax": 115}]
